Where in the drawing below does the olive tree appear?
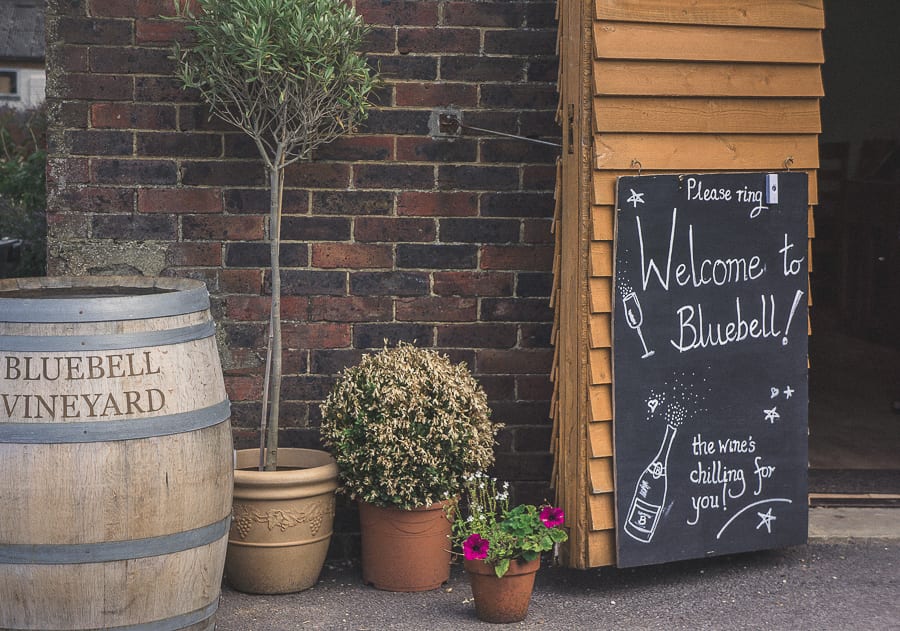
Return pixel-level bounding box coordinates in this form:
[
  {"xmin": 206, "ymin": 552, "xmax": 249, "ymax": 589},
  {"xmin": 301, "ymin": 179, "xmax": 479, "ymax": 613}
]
[{"xmin": 174, "ymin": 0, "xmax": 378, "ymax": 470}]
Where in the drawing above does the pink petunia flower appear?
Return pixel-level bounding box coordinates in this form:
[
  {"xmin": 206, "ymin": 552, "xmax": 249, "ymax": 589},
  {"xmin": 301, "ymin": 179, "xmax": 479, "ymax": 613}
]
[
  {"xmin": 539, "ymin": 506, "xmax": 565, "ymax": 528},
  {"xmin": 463, "ymin": 533, "xmax": 490, "ymax": 560}
]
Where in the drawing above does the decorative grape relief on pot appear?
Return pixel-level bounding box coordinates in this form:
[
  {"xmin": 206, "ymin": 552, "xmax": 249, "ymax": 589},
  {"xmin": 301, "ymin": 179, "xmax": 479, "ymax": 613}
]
[{"xmin": 231, "ymin": 500, "xmax": 334, "ymax": 539}]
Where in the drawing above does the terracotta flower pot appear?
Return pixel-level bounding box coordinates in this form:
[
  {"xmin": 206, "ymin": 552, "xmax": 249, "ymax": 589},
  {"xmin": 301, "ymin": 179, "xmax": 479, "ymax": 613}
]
[
  {"xmin": 464, "ymin": 557, "xmax": 541, "ymax": 624},
  {"xmin": 226, "ymin": 448, "xmax": 338, "ymax": 594},
  {"xmin": 358, "ymin": 499, "xmax": 452, "ymax": 591}
]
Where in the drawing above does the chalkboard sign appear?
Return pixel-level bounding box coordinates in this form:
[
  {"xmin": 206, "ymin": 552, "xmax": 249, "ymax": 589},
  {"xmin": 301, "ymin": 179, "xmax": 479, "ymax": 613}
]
[{"xmin": 613, "ymin": 172, "xmax": 809, "ymax": 568}]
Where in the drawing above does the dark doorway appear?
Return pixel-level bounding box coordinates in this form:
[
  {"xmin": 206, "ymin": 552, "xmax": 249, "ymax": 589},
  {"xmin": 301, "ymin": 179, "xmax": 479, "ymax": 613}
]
[{"xmin": 809, "ymin": 0, "xmax": 900, "ymax": 498}]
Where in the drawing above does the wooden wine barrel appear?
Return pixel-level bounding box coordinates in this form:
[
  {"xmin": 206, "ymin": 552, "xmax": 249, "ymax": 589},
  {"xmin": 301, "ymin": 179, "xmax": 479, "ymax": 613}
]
[{"xmin": 0, "ymin": 276, "xmax": 233, "ymax": 631}]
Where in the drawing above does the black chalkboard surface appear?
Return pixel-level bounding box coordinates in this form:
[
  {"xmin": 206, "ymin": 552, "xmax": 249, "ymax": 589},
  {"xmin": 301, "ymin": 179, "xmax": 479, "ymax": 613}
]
[{"xmin": 613, "ymin": 172, "xmax": 809, "ymax": 568}]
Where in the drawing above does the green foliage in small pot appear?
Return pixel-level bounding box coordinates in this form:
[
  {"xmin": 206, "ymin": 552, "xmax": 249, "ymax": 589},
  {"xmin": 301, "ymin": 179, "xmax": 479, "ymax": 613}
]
[
  {"xmin": 450, "ymin": 473, "xmax": 568, "ymax": 577},
  {"xmin": 320, "ymin": 343, "xmax": 500, "ymax": 510}
]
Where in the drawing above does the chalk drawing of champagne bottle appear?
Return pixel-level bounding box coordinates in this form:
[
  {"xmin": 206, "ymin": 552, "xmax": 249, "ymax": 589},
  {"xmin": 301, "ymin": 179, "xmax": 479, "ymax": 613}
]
[
  {"xmin": 624, "ymin": 423, "xmax": 677, "ymax": 543},
  {"xmin": 622, "ymin": 291, "xmax": 655, "ymax": 358}
]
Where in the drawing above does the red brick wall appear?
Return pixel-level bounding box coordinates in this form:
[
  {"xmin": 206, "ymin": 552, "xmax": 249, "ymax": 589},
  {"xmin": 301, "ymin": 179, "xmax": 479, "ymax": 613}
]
[{"xmin": 45, "ymin": 0, "xmax": 559, "ymax": 540}]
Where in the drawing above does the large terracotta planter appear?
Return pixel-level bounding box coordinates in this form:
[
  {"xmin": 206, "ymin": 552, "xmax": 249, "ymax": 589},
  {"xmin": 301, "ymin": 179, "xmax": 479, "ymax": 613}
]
[
  {"xmin": 226, "ymin": 448, "xmax": 338, "ymax": 594},
  {"xmin": 464, "ymin": 557, "xmax": 540, "ymax": 624},
  {"xmin": 358, "ymin": 499, "xmax": 452, "ymax": 591}
]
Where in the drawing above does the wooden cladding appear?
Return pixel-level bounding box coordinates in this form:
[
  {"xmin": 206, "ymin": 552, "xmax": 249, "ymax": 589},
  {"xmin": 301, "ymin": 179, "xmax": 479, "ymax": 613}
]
[{"xmin": 552, "ymin": 0, "xmax": 822, "ymax": 569}]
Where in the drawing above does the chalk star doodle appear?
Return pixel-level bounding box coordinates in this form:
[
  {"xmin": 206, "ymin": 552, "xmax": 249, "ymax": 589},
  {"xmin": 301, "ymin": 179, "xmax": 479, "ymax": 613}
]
[
  {"xmin": 626, "ymin": 189, "xmax": 645, "ymax": 208},
  {"xmin": 783, "ymin": 386, "xmax": 795, "ymax": 399},
  {"xmin": 756, "ymin": 508, "xmax": 777, "ymax": 533},
  {"xmin": 763, "ymin": 407, "xmax": 780, "ymax": 424}
]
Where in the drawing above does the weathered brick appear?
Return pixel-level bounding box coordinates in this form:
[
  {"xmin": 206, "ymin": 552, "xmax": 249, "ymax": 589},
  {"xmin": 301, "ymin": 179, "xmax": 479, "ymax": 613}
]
[
  {"xmin": 224, "ymin": 242, "xmax": 307, "ymax": 267},
  {"xmin": 67, "ymin": 130, "xmax": 132, "ymax": 156},
  {"xmin": 312, "ymin": 191, "xmax": 393, "ymax": 216},
  {"xmin": 283, "ymin": 162, "xmax": 350, "ymax": 188},
  {"xmin": 92, "ymin": 214, "xmax": 176, "ymax": 239},
  {"xmin": 481, "ymin": 192, "xmax": 554, "ymax": 217},
  {"xmin": 224, "ymin": 322, "xmax": 266, "ymax": 349},
  {"xmin": 440, "ymin": 218, "xmax": 519, "ymax": 244},
  {"xmin": 519, "ymin": 323, "xmax": 552, "ymax": 347},
  {"xmin": 482, "ymin": 298, "xmax": 552, "ymax": 322},
  {"xmin": 395, "ymin": 83, "xmax": 477, "ymax": 108},
  {"xmin": 523, "ymin": 219, "xmax": 552, "ymax": 244},
  {"xmin": 396, "ymin": 244, "xmax": 477, "ymax": 269},
  {"xmin": 481, "ymin": 245, "xmax": 553, "ymax": 271},
  {"xmin": 280, "ymin": 270, "xmax": 346, "ymax": 296},
  {"xmin": 516, "ymin": 375, "xmax": 554, "ymax": 401},
  {"xmin": 477, "ymin": 349, "xmax": 553, "ymax": 375},
  {"xmin": 310, "ymin": 349, "xmax": 365, "ymax": 375},
  {"xmin": 61, "ymin": 73, "xmax": 133, "ymax": 101},
  {"xmin": 484, "ymin": 29, "xmax": 557, "ymax": 55},
  {"xmin": 282, "ymin": 323, "xmax": 351, "ymax": 350},
  {"xmin": 56, "ymin": 187, "xmax": 134, "ymax": 213},
  {"xmin": 353, "ymin": 323, "xmax": 433, "ymax": 349},
  {"xmin": 396, "ymin": 297, "xmax": 477, "ymax": 322},
  {"xmin": 138, "ymin": 188, "xmax": 222, "ymax": 214},
  {"xmin": 368, "ymin": 55, "xmax": 438, "ymax": 82},
  {"xmin": 56, "ymin": 17, "xmax": 133, "ymax": 45},
  {"xmin": 181, "ymin": 161, "xmax": 265, "ymax": 187},
  {"xmin": 436, "ymin": 323, "xmax": 517, "ymax": 348},
  {"xmin": 91, "ymin": 103, "xmax": 176, "ymax": 129},
  {"xmin": 441, "ymin": 56, "xmax": 524, "ymax": 82},
  {"xmin": 522, "ymin": 165, "xmax": 557, "ymax": 190},
  {"xmin": 225, "ymin": 189, "xmax": 308, "ymax": 214},
  {"xmin": 135, "ymin": 76, "xmax": 195, "ymax": 102},
  {"xmin": 356, "ymin": 0, "xmax": 439, "ymax": 26},
  {"xmin": 224, "ymin": 374, "xmax": 263, "ymax": 402},
  {"xmin": 514, "ymin": 426, "xmax": 553, "ymax": 451},
  {"xmin": 432, "ymin": 271, "xmax": 514, "ymax": 297},
  {"xmin": 527, "ymin": 59, "xmax": 559, "ymax": 83},
  {"xmin": 166, "ymin": 242, "xmax": 222, "ymax": 267},
  {"xmin": 493, "ymin": 453, "xmax": 553, "ymax": 481},
  {"xmin": 354, "ymin": 163, "xmax": 433, "ymax": 190},
  {"xmin": 92, "ymin": 159, "xmax": 177, "ymax": 185},
  {"xmin": 361, "ymin": 109, "xmax": 431, "ymax": 135},
  {"xmin": 397, "ymin": 191, "xmax": 477, "ymax": 217},
  {"xmin": 137, "ymin": 132, "xmax": 222, "ymax": 157},
  {"xmin": 481, "ymin": 137, "xmax": 559, "ymax": 164},
  {"xmin": 178, "ymin": 104, "xmax": 239, "ymax": 132},
  {"xmin": 438, "ymin": 165, "xmax": 519, "ymax": 191},
  {"xmin": 90, "ymin": 47, "xmax": 174, "ymax": 74},
  {"xmin": 480, "ymin": 84, "xmax": 558, "ymax": 109},
  {"xmin": 398, "ymin": 28, "xmax": 480, "ymax": 54},
  {"xmin": 281, "ymin": 216, "xmax": 351, "ymax": 241},
  {"xmin": 349, "ymin": 271, "xmax": 428, "ymax": 297},
  {"xmin": 396, "ymin": 137, "xmax": 477, "ymax": 163},
  {"xmin": 363, "ymin": 27, "xmax": 396, "ymax": 54},
  {"xmin": 526, "ymin": 2, "xmax": 558, "ymax": 27},
  {"xmin": 135, "ymin": 18, "xmax": 193, "ymax": 45},
  {"xmin": 51, "ymin": 45, "xmax": 89, "ymax": 72},
  {"xmin": 516, "ymin": 271, "xmax": 553, "ymax": 297},
  {"xmin": 224, "ymin": 295, "xmax": 271, "ymax": 321},
  {"xmin": 310, "ymin": 243, "xmax": 393, "ymax": 269},
  {"xmin": 519, "ymin": 110, "xmax": 561, "ymax": 138},
  {"xmin": 354, "ymin": 217, "xmax": 435, "ymax": 243},
  {"xmin": 313, "ymin": 135, "xmax": 394, "ymax": 162},
  {"xmin": 443, "ymin": 1, "xmax": 524, "ymax": 27},
  {"xmin": 219, "ymin": 269, "xmax": 263, "ymax": 294},
  {"xmin": 182, "ymin": 215, "xmax": 265, "ymax": 241},
  {"xmin": 308, "ymin": 296, "xmax": 393, "ymax": 323},
  {"xmin": 281, "ymin": 375, "xmax": 335, "ymax": 401}
]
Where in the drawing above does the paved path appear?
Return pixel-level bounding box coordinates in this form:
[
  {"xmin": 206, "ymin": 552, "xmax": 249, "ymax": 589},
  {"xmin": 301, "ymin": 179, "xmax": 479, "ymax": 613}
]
[{"xmin": 216, "ymin": 508, "xmax": 899, "ymax": 630}]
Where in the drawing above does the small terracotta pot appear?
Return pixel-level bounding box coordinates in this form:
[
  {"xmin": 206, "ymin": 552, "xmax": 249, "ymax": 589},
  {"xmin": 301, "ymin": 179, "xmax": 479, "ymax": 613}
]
[
  {"xmin": 464, "ymin": 557, "xmax": 540, "ymax": 624},
  {"xmin": 358, "ymin": 499, "xmax": 452, "ymax": 591}
]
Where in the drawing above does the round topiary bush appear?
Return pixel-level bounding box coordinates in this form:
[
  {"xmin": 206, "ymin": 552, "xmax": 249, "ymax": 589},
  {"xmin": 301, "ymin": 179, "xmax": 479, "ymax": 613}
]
[{"xmin": 320, "ymin": 343, "xmax": 500, "ymax": 510}]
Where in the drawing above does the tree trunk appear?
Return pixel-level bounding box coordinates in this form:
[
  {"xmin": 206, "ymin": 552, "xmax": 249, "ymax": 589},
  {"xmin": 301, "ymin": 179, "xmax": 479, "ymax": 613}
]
[{"xmin": 264, "ymin": 165, "xmax": 284, "ymax": 471}]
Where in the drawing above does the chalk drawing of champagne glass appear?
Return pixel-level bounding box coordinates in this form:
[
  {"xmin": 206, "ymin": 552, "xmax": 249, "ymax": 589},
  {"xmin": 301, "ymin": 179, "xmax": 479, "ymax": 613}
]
[{"xmin": 622, "ymin": 291, "xmax": 655, "ymax": 358}]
